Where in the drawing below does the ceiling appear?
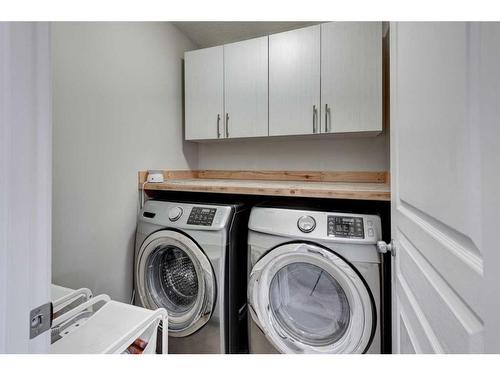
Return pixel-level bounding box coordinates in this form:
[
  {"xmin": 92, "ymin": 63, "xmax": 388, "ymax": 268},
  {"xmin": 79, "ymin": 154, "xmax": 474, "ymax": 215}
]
[{"xmin": 172, "ymin": 22, "xmax": 322, "ymax": 48}]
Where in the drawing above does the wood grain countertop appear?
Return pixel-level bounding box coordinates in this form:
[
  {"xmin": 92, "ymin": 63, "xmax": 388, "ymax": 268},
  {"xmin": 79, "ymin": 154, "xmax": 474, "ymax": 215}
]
[{"xmin": 138, "ymin": 170, "xmax": 391, "ymax": 201}]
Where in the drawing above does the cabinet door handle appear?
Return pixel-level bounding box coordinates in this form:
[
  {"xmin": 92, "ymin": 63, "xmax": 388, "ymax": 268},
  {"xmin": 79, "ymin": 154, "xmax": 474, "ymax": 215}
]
[
  {"xmin": 217, "ymin": 114, "xmax": 221, "ymax": 138},
  {"xmin": 225, "ymin": 113, "xmax": 229, "ymax": 138},
  {"xmin": 312, "ymin": 105, "xmax": 318, "ymax": 133},
  {"xmin": 325, "ymin": 104, "xmax": 330, "ymax": 133}
]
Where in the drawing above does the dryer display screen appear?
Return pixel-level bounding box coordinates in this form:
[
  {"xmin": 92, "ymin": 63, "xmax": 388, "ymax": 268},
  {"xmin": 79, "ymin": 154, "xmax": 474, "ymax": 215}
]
[
  {"xmin": 328, "ymin": 216, "xmax": 364, "ymax": 238},
  {"xmin": 187, "ymin": 207, "xmax": 217, "ymax": 226}
]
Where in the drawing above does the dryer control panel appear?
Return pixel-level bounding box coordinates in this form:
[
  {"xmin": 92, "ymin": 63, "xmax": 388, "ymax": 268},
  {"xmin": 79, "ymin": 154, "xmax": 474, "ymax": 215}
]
[
  {"xmin": 328, "ymin": 216, "xmax": 364, "ymax": 239},
  {"xmin": 248, "ymin": 207, "xmax": 382, "ymax": 244}
]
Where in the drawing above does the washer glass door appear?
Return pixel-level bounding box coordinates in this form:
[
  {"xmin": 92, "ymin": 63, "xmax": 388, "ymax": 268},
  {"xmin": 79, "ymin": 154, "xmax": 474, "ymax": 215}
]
[
  {"xmin": 147, "ymin": 245, "xmax": 199, "ymax": 314},
  {"xmin": 248, "ymin": 242, "xmax": 374, "ymax": 354},
  {"xmin": 136, "ymin": 230, "xmax": 216, "ymax": 337}
]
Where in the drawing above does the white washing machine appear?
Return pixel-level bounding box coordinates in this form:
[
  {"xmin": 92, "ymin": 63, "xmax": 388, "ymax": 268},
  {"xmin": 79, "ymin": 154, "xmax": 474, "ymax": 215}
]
[
  {"xmin": 247, "ymin": 207, "xmax": 382, "ymax": 354},
  {"xmin": 135, "ymin": 200, "xmax": 248, "ymax": 354}
]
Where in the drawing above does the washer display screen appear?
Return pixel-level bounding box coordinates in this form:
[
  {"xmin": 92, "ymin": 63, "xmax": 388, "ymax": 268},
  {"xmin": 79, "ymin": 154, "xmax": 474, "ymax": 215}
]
[{"xmin": 187, "ymin": 207, "xmax": 217, "ymax": 226}]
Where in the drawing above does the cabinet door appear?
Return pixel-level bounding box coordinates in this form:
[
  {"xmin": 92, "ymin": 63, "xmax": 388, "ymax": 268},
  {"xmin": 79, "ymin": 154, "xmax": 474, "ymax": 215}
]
[
  {"xmin": 224, "ymin": 37, "xmax": 268, "ymax": 138},
  {"xmin": 269, "ymin": 25, "xmax": 321, "ymax": 136},
  {"xmin": 321, "ymin": 22, "xmax": 382, "ymax": 134},
  {"xmin": 185, "ymin": 46, "xmax": 224, "ymax": 140}
]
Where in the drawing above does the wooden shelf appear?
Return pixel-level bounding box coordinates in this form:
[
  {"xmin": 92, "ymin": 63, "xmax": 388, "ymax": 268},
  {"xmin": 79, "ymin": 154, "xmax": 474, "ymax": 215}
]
[{"xmin": 138, "ymin": 170, "xmax": 390, "ymax": 201}]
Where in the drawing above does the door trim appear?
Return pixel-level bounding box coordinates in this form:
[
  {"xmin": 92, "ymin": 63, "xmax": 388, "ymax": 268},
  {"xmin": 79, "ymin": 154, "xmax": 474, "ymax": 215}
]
[{"xmin": 0, "ymin": 23, "xmax": 52, "ymax": 353}]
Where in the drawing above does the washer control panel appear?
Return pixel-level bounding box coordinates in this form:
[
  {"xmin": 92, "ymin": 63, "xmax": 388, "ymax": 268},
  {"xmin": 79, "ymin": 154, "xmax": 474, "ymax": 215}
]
[
  {"xmin": 328, "ymin": 216, "xmax": 364, "ymax": 239},
  {"xmin": 187, "ymin": 206, "xmax": 217, "ymax": 226}
]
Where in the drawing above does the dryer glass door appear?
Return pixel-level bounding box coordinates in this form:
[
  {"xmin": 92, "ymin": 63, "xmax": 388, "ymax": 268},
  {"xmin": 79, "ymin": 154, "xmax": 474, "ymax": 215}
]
[
  {"xmin": 248, "ymin": 242, "xmax": 374, "ymax": 354},
  {"xmin": 136, "ymin": 230, "xmax": 216, "ymax": 337},
  {"xmin": 269, "ymin": 262, "xmax": 351, "ymax": 346}
]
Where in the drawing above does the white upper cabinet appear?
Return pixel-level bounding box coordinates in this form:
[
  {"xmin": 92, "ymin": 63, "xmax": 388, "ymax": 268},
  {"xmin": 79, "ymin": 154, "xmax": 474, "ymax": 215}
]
[
  {"xmin": 321, "ymin": 22, "xmax": 382, "ymax": 134},
  {"xmin": 184, "ymin": 22, "xmax": 383, "ymax": 141},
  {"xmin": 185, "ymin": 46, "xmax": 224, "ymax": 140},
  {"xmin": 268, "ymin": 25, "xmax": 321, "ymax": 137},
  {"xmin": 224, "ymin": 36, "xmax": 268, "ymax": 138}
]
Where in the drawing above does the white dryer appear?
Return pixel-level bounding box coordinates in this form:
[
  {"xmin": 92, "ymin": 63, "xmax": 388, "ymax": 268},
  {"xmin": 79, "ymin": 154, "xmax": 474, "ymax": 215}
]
[
  {"xmin": 135, "ymin": 200, "xmax": 248, "ymax": 354},
  {"xmin": 247, "ymin": 207, "xmax": 382, "ymax": 354}
]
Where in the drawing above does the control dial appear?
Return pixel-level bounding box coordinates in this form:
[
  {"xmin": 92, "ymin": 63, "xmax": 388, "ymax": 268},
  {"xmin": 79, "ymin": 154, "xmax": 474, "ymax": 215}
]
[
  {"xmin": 297, "ymin": 215, "xmax": 316, "ymax": 233},
  {"xmin": 168, "ymin": 206, "xmax": 183, "ymax": 222}
]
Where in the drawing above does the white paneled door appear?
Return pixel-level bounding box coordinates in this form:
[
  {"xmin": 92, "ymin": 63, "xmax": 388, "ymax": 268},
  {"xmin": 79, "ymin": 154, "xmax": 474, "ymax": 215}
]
[
  {"xmin": 269, "ymin": 25, "xmax": 321, "ymax": 136},
  {"xmin": 0, "ymin": 22, "xmax": 52, "ymax": 353},
  {"xmin": 185, "ymin": 46, "xmax": 224, "ymax": 140},
  {"xmin": 390, "ymin": 22, "xmax": 500, "ymax": 353},
  {"xmin": 321, "ymin": 22, "xmax": 382, "ymax": 134},
  {"xmin": 224, "ymin": 36, "xmax": 268, "ymax": 138}
]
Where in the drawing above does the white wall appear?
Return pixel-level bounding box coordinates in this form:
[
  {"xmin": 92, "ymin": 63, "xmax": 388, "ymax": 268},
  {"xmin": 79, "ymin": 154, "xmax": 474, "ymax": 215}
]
[
  {"xmin": 197, "ymin": 134, "xmax": 389, "ymax": 171},
  {"xmin": 52, "ymin": 22, "xmax": 197, "ymax": 302}
]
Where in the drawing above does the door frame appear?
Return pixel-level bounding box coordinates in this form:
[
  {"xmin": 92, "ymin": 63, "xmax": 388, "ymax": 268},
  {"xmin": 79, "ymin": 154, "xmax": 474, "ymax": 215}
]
[
  {"xmin": 389, "ymin": 21, "xmax": 399, "ymax": 355},
  {"xmin": 0, "ymin": 22, "xmax": 52, "ymax": 353}
]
